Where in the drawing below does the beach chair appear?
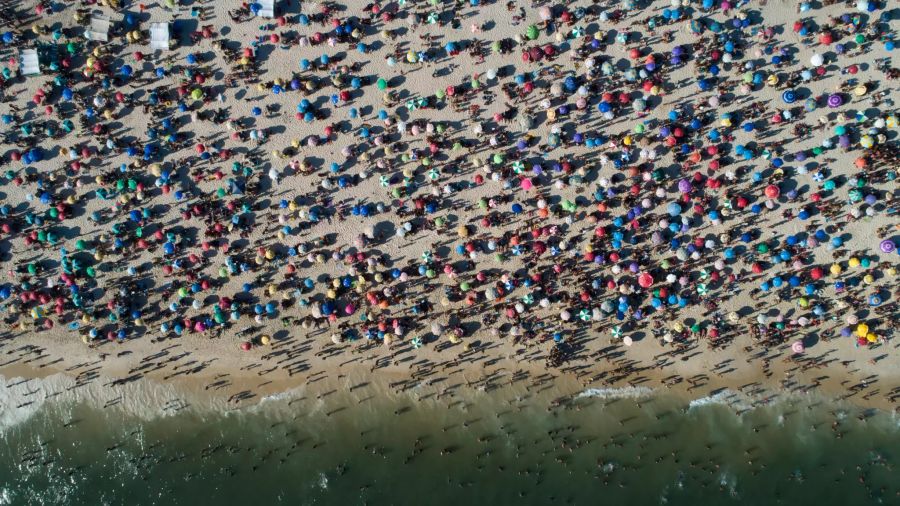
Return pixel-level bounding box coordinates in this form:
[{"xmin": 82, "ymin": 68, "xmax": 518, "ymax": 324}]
[
  {"xmin": 257, "ymin": 0, "xmax": 276, "ymax": 18},
  {"xmin": 20, "ymin": 48, "xmax": 40, "ymax": 76},
  {"xmin": 150, "ymin": 22, "xmax": 171, "ymax": 51},
  {"xmin": 85, "ymin": 13, "xmax": 111, "ymax": 42}
]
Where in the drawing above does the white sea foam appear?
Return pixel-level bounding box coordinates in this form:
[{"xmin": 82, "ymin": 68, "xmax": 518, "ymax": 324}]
[
  {"xmin": 0, "ymin": 373, "xmax": 225, "ymax": 433},
  {"xmin": 575, "ymin": 386, "xmax": 654, "ymax": 400},
  {"xmin": 687, "ymin": 389, "xmax": 753, "ymax": 412},
  {"xmin": 688, "ymin": 389, "xmax": 737, "ymax": 408},
  {"xmin": 258, "ymin": 389, "xmax": 298, "ymax": 404}
]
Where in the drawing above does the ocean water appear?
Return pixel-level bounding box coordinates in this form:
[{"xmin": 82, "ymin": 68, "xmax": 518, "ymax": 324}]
[{"xmin": 0, "ymin": 375, "xmax": 898, "ymax": 505}]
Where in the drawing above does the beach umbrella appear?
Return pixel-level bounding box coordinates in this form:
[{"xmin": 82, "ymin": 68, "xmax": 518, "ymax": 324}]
[
  {"xmin": 791, "ymin": 341, "xmax": 804, "ymax": 353},
  {"xmin": 637, "ymin": 273, "xmax": 653, "ymax": 288}
]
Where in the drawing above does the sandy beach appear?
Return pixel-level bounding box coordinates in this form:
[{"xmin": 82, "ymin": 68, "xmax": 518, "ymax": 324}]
[{"xmin": 0, "ymin": 0, "xmax": 897, "ymax": 431}]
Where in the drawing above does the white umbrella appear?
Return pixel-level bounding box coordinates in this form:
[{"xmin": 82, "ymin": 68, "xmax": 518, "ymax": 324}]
[{"xmin": 539, "ymin": 6, "xmax": 552, "ymax": 21}]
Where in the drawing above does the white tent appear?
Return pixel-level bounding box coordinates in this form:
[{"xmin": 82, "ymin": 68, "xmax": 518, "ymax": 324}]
[
  {"xmin": 258, "ymin": 0, "xmax": 275, "ymax": 18},
  {"xmin": 85, "ymin": 13, "xmax": 110, "ymax": 42},
  {"xmin": 150, "ymin": 22, "xmax": 170, "ymax": 51},
  {"xmin": 20, "ymin": 49, "xmax": 40, "ymax": 76}
]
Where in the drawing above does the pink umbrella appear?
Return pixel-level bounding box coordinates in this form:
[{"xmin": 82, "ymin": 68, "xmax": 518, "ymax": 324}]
[
  {"xmin": 521, "ymin": 178, "xmax": 533, "ymax": 190},
  {"xmin": 791, "ymin": 341, "xmax": 804, "ymax": 354}
]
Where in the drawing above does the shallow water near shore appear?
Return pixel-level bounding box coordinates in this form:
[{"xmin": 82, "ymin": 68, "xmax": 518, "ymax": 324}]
[{"xmin": 1, "ymin": 376, "xmax": 898, "ymax": 506}]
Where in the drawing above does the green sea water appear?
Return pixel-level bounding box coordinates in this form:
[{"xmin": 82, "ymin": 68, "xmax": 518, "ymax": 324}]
[{"xmin": 0, "ymin": 375, "xmax": 898, "ymax": 506}]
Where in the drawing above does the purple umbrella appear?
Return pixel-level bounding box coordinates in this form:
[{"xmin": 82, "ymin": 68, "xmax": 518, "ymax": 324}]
[
  {"xmin": 678, "ymin": 179, "xmax": 692, "ymax": 193},
  {"xmin": 880, "ymin": 239, "xmax": 896, "ymax": 253},
  {"xmin": 827, "ymin": 94, "xmax": 843, "ymax": 108}
]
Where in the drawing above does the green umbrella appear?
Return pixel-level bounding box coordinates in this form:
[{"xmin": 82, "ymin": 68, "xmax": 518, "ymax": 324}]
[{"xmin": 526, "ymin": 25, "xmax": 539, "ymax": 40}]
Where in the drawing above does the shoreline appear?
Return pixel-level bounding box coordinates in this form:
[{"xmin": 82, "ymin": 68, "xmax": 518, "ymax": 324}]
[{"xmin": 2, "ymin": 336, "xmax": 896, "ymax": 428}]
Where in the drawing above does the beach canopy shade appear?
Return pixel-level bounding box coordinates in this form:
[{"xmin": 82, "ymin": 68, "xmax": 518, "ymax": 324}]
[
  {"xmin": 85, "ymin": 13, "xmax": 111, "ymax": 42},
  {"xmin": 20, "ymin": 48, "xmax": 40, "ymax": 76},
  {"xmin": 258, "ymin": 0, "xmax": 276, "ymax": 18},
  {"xmin": 150, "ymin": 22, "xmax": 170, "ymax": 51}
]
